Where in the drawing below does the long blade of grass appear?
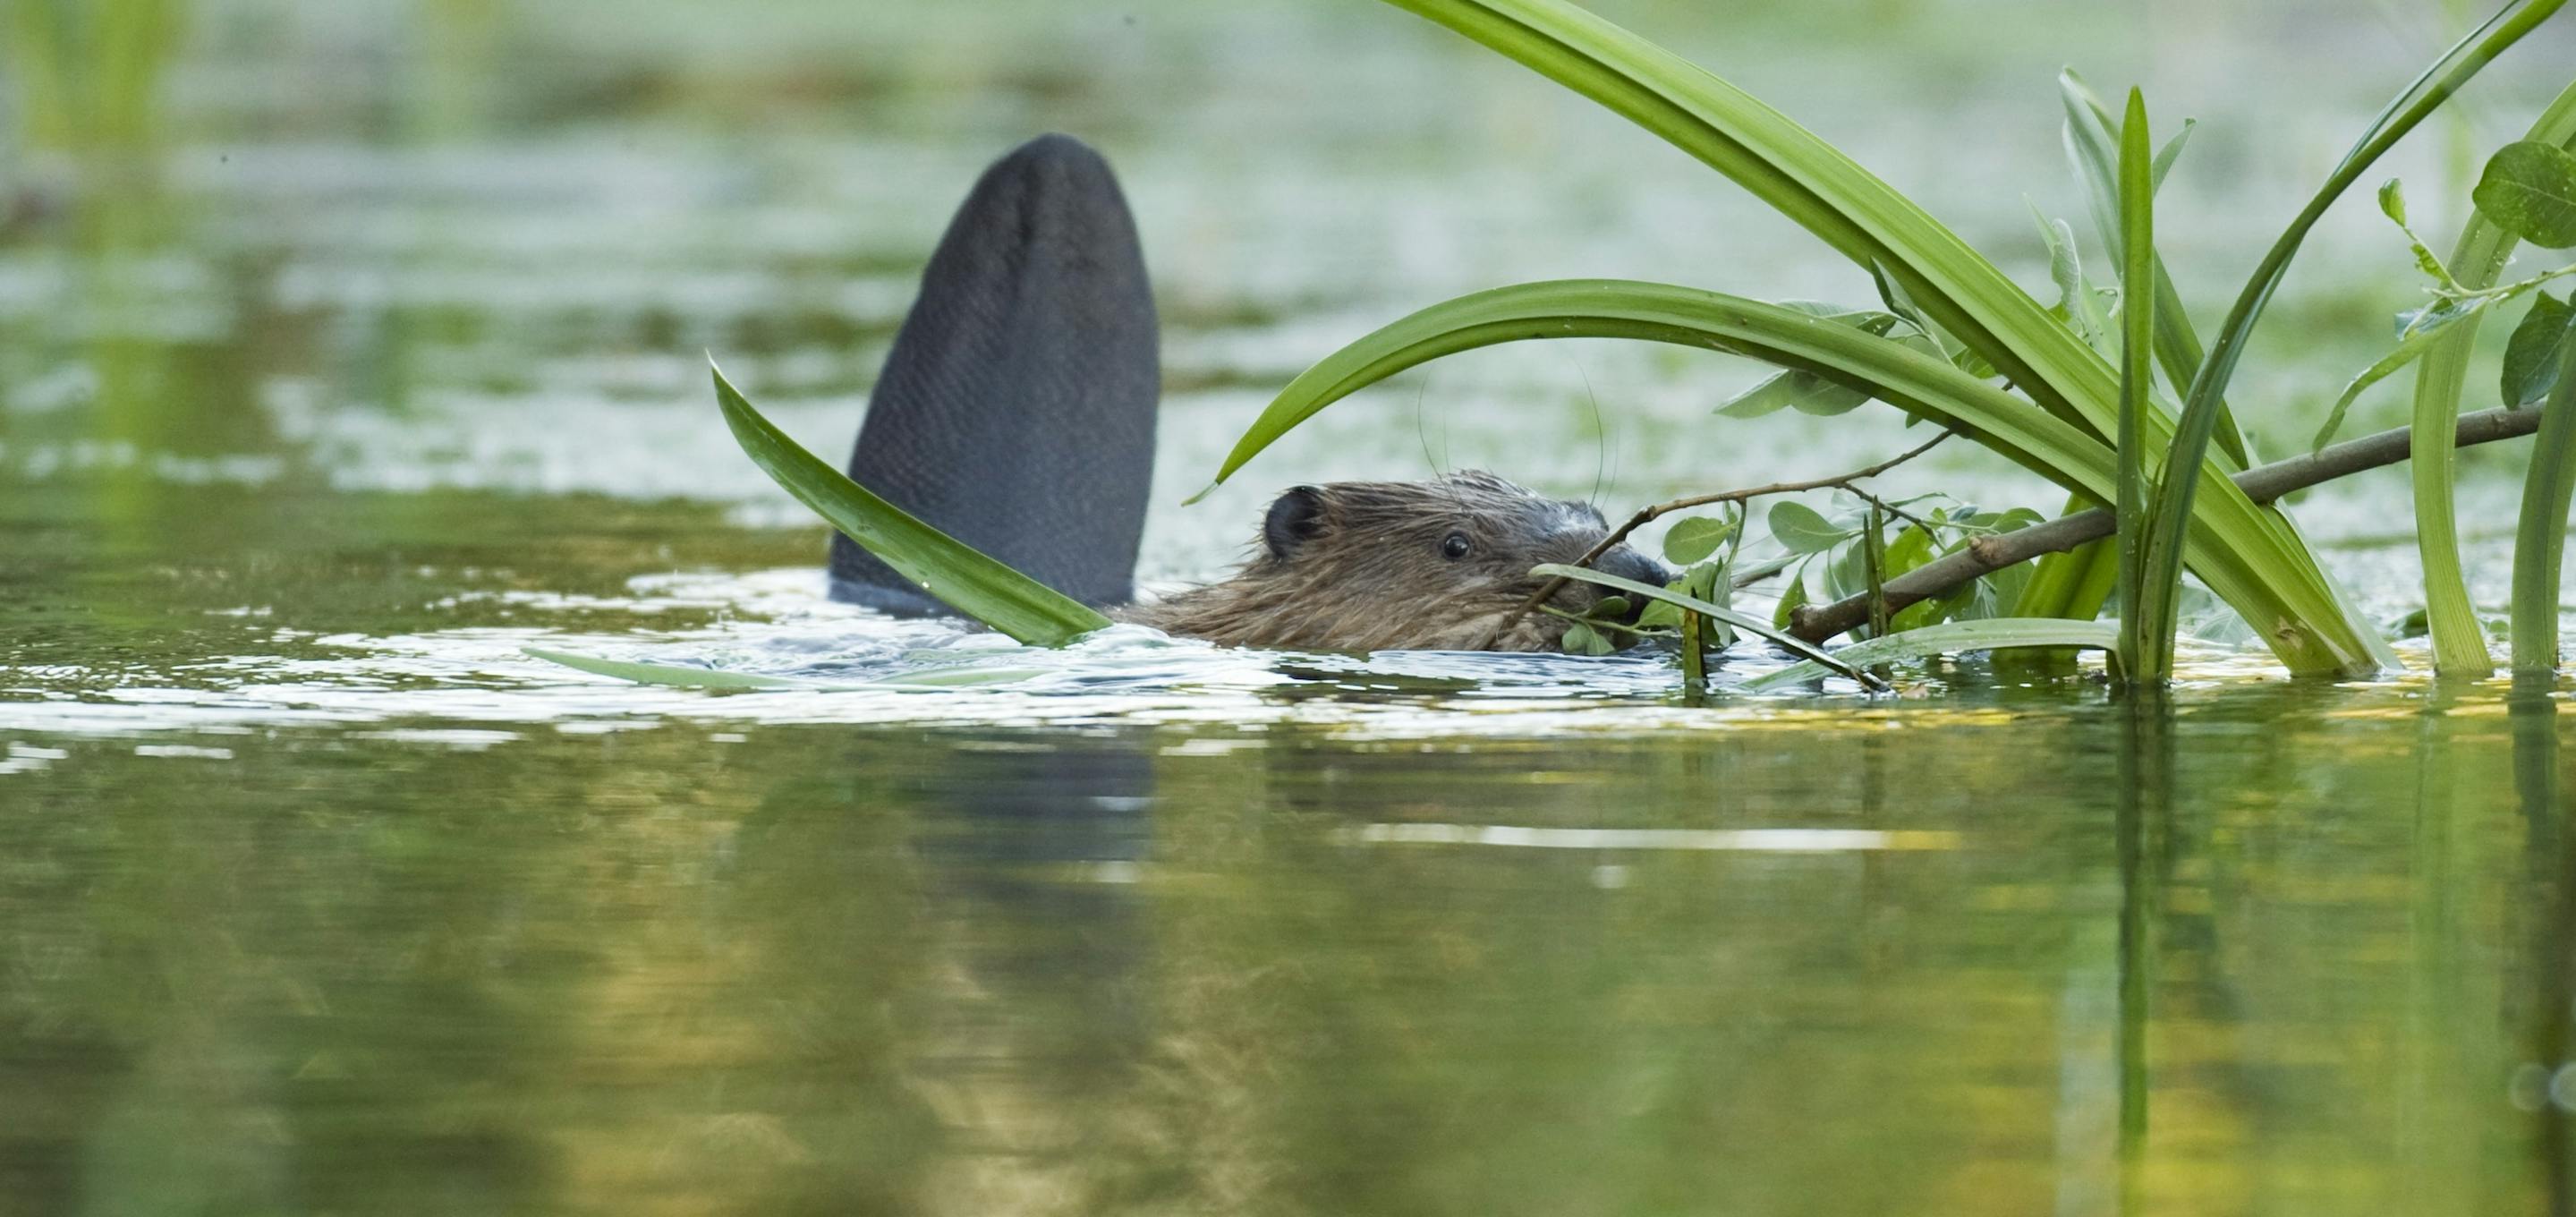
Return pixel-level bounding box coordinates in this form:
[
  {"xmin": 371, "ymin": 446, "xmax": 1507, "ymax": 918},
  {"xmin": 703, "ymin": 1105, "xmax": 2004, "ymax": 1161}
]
[
  {"xmin": 527, "ymin": 648, "xmax": 819, "ymax": 689},
  {"xmin": 2115, "ymin": 89, "xmax": 2164, "ymax": 683},
  {"xmin": 1216, "ymin": 277, "xmax": 2376, "ymax": 675},
  {"xmin": 1530, "ymin": 562, "xmax": 1883, "ymax": 688},
  {"xmin": 1207, "ymin": 280, "xmax": 2109, "ymax": 491},
  {"xmin": 2413, "ymin": 80, "xmax": 2576, "ymax": 675},
  {"xmin": 2015, "ymin": 527, "xmax": 2117, "ymax": 622},
  {"xmin": 2062, "ymin": 72, "xmax": 2249, "ymax": 468},
  {"xmin": 2138, "ymin": 0, "xmax": 2567, "ymax": 680},
  {"xmin": 2512, "ymin": 330, "xmax": 2576, "ymax": 673},
  {"xmin": 525, "ymin": 647, "xmax": 1047, "ymax": 689},
  {"xmin": 710, "ymin": 361, "xmax": 1113, "ymax": 646},
  {"xmin": 1745, "ymin": 618, "xmax": 2121, "ymax": 692}
]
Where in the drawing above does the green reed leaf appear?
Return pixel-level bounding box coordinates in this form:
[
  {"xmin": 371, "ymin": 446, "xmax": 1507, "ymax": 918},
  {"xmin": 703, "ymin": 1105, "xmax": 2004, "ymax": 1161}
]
[
  {"xmin": 526, "ymin": 648, "xmax": 817, "ymax": 689},
  {"xmin": 2512, "ymin": 333, "xmax": 2576, "ymax": 672},
  {"xmin": 1357, "ymin": 0, "xmax": 2149, "ymax": 447},
  {"xmin": 2141, "ymin": 0, "xmax": 2563, "ymax": 685},
  {"xmin": 710, "ymin": 361, "xmax": 1113, "ymax": 647},
  {"xmin": 526, "ymin": 648, "xmax": 1046, "ymax": 689},
  {"xmin": 1745, "ymin": 618, "xmax": 2121, "ymax": 692},
  {"xmin": 2114, "ymin": 89, "xmax": 2164, "ymax": 684},
  {"xmin": 2059, "ymin": 70, "xmax": 2247, "ymax": 466}
]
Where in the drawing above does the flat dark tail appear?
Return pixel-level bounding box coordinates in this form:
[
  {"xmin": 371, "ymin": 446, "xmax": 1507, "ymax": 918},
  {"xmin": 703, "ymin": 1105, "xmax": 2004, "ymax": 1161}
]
[{"xmin": 829, "ymin": 133, "xmax": 1159, "ymax": 614}]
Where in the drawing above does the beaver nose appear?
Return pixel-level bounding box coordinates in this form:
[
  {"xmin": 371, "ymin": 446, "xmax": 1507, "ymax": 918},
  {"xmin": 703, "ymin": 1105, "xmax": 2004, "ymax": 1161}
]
[
  {"xmin": 1586, "ymin": 545, "xmax": 1676, "ymax": 629},
  {"xmin": 1597, "ymin": 545, "xmax": 1676, "ymax": 593}
]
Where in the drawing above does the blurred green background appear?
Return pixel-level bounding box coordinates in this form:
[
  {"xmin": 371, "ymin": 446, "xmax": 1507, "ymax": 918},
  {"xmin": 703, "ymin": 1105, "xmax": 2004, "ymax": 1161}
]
[{"xmin": 8, "ymin": 0, "xmax": 2574, "ymax": 576}]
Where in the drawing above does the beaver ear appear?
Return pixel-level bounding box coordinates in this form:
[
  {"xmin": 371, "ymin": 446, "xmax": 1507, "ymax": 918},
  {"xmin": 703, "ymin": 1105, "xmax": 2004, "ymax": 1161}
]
[{"xmin": 1263, "ymin": 486, "xmax": 1325, "ymax": 562}]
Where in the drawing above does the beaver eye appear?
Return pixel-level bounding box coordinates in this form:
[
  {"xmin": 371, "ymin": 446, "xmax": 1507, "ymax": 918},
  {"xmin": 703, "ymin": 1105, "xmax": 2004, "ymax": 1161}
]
[{"xmin": 1441, "ymin": 532, "xmax": 1472, "ymax": 560}]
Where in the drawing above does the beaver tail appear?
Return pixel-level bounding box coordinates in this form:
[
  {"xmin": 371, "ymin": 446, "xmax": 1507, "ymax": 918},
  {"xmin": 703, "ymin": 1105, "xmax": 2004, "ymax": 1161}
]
[{"xmin": 829, "ymin": 133, "xmax": 1160, "ymax": 614}]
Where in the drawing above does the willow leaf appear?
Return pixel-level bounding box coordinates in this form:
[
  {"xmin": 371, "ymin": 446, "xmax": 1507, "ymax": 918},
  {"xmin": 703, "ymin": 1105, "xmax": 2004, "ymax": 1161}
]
[
  {"xmin": 1530, "ymin": 563, "xmax": 1883, "ymax": 689},
  {"xmin": 2475, "ymin": 140, "xmax": 2576, "ymax": 248},
  {"xmin": 2315, "ymin": 296, "xmax": 2496, "ymax": 452},
  {"xmin": 2504, "ymin": 292, "xmax": 2575, "ymax": 406}
]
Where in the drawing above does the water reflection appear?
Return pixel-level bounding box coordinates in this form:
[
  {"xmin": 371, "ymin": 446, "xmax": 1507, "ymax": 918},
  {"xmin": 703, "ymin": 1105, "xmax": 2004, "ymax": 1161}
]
[
  {"xmin": 2403, "ymin": 676, "xmax": 2495, "ymax": 1215},
  {"xmin": 2515, "ymin": 673, "xmax": 2572, "ymax": 1216},
  {"xmin": 12, "ymin": 0, "xmax": 2576, "ymax": 1210},
  {"xmin": 895, "ymin": 738, "xmax": 1161, "ymax": 1210},
  {"xmin": 10, "ymin": 686, "xmax": 2576, "ymax": 1211},
  {"xmin": 2114, "ymin": 697, "xmax": 2167, "ymax": 1217}
]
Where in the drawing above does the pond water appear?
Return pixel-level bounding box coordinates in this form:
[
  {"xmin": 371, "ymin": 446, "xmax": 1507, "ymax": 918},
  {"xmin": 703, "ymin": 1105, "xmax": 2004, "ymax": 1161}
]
[{"xmin": 8, "ymin": 0, "xmax": 2576, "ymax": 1212}]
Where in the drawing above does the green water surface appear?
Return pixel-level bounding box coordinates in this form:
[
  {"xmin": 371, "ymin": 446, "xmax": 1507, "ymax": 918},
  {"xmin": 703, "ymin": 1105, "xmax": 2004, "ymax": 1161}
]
[{"xmin": 11, "ymin": 0, "xmax": 2576, "ymax": 1213}]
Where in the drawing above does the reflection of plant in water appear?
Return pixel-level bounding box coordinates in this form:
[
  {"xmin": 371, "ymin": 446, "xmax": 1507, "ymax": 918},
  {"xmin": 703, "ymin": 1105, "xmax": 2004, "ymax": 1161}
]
[
  {"xmin": 4, "ymin": 0, "xmax": 300, "ymax": 526},
  {"xmin": 6, "ymin": 0, "xmax": 185, "ymax": 157},
  {"xmin": 4, "ymin": 0, "xmax": 190, "ymax": 550},
  {"xmin": 413, "ymin": 0, "xmax": 505, "ymax": 140}
]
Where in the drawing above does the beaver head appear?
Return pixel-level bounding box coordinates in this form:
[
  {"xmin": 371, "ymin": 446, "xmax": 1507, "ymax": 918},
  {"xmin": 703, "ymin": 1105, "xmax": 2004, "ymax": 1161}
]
[{"xmin": 1133, "ymin": 471, "xmax": 1674, "ymax": 651}]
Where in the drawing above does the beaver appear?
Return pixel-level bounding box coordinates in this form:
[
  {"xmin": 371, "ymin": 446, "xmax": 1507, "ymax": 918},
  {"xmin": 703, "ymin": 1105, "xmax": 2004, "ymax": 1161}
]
[
  {"xmin": 1128, "ymin": 472, "xmax": 1666, "ymax": 651},
  {"xmin": 828, "ymin": 134, "xmax": 1669, "ymax": 651}
]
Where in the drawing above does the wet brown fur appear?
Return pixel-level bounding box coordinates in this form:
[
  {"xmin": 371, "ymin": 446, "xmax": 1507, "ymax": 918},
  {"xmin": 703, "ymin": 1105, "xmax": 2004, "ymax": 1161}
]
[{"xmin": 1125, "ymin": 471, "xmax": 1655, "ymax": 652}]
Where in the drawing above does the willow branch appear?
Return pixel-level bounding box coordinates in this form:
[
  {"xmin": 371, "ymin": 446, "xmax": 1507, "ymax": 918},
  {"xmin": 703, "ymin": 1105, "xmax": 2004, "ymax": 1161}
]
[
  {"xmin": 1787, "ymin": 405, "xmax": 2545, "ymax": 643},
  {"xmin": 1479, "ymin": 430, "xmax": 1954, "ymax": 647}
]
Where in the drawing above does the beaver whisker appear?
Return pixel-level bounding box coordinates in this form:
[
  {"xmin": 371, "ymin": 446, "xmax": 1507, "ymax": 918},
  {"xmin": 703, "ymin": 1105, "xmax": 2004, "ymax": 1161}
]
[
  {"xmin": 1413, "ymin": 373, "xmax": 1446, "ymax": 480},
  {"xmin": 1572, "ymin": 357, "xmax": 1611, "ymax": 511}
]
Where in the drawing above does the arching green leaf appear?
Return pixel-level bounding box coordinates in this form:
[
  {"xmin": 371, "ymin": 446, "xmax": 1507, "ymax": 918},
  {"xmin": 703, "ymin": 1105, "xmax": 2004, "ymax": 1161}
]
[{"xmin": 711, "ymin": 362, "xmax": 1112, "ymax": 647}]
